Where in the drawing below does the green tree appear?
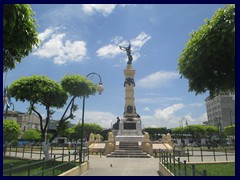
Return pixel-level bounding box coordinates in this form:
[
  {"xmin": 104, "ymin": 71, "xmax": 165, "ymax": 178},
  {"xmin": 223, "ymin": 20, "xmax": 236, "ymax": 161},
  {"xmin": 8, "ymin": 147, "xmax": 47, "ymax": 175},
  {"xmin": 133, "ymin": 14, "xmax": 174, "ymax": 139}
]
[
  {"xmin": 8, "ymin": 74, "xmax": 97, "ymax": 160},
  {"xmin": 3, "ymin": 4, "xmax": 39, "ymax": 72},
  {"xmin": 178, "ymin": 5, "xmax": 235, "ymax": 96},
  {"xmin": 224, "ymin": 124, "xmax": 235, "ymax": 145},
  {"xmin": 9, "ymin": 75, "xmax": 68, "ymax": 144},
  {"xmin": 185, "ymin": 125, "xmax": 205, "ymax": 145},
  {"xmin": 68, "ymin": 123, "xmax": 103, "ymax": 141},
  {"xmin": 144, "ymin": 127, "xmax": 168, "ymax": 140},
  {"xmin": 172, "ymin": 127, "xmax": 188, "ymax": 146},
  {"xmin": 51, "ymin": 75, "xmax": 97, "ymax": 142},
  {"xmin": 224, "ymin": 124, "xmax": 235, "ymax": 136},
  {"xmin": 21, "ymin": 129, "xmax": 41, "ymax": 141},
  {"xmin": 203, "ymin": 125, "xmax": 218, "ymax": 148},
  {"xmin": 3, "ymin": 119, "xmax": 20, "ymax": 143}
]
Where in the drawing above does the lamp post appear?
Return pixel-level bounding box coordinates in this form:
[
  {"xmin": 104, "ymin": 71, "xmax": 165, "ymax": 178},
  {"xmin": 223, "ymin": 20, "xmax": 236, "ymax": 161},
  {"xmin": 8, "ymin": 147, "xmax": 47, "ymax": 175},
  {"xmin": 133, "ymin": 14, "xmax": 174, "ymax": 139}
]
[
  {"xmin": 80, "ymin": 72, "xmax": 103, "ymax": 163},
  {"xmin": 180, "ymin": 117, "xmax": 188, "ymax": 128},
  {"xmin": 180, "ymin": 117, "xmax": 188, "ymax": 147}
]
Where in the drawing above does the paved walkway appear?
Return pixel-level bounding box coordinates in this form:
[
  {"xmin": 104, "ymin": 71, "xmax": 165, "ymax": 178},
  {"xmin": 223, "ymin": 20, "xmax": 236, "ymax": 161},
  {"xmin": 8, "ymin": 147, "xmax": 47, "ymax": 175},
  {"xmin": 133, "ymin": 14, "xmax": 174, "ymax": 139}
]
[
  {"xmin": 81, "ymin": 156, "xmax": 160, "ymax": 176},
  {"xmin": 80, "ymin": 151, "xmax": 235, "ymax": 176}
]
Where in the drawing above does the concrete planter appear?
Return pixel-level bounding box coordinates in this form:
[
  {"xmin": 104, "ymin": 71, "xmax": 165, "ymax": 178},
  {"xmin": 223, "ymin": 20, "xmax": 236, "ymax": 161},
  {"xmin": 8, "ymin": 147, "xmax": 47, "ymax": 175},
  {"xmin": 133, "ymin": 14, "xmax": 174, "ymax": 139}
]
[{"xmin": 58, "ymin": 161, "xmax": 89, "ymax": 176}]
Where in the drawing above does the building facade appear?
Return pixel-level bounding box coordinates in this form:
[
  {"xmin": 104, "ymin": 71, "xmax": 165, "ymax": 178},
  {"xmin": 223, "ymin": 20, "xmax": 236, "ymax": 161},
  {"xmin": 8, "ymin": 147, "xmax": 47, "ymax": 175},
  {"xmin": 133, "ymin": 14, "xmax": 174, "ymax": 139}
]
[
  {"xmin": 205, "ymin": 92, "xmax": 235, "ymax": 131},
  {"xmin": 3, "ymin": 111, "xmax": 44, "ymax": 138}
]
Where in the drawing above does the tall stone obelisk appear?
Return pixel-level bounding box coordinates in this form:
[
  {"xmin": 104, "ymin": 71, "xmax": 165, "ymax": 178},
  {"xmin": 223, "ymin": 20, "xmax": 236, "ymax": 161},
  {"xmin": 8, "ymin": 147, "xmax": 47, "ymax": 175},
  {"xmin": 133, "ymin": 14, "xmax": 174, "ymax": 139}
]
[{"xmin": 115, "ymin": 41, "xmax": 143, "ymax": 142}]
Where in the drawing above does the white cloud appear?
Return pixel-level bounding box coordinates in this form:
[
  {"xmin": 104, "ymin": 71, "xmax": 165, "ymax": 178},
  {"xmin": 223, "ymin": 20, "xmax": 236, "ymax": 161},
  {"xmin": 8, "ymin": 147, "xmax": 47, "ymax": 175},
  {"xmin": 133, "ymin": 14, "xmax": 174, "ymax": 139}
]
[
  {"xmin": 144, "ymin": 107, "xmax": 151, "ymax": 111},
  {"xmin": 154, "ymin": 103, "xmax": 184, "ymax": 121},
  {"xmin": 33, "ymin": 28, "xmax": 87, "ymax": 65},
  {"xmin": 73, "ymin": 110, "xmax": 117, "ymax": 129},
  {"xmin": 131, "ymin": 32, "xmax": 152, "ymax": 49},
  {"xmin": 137, "ymin": 71, "xmax": 179, "ymax": 88},
  {"xmin": 96, "ymin": 44, "xmax": 122, "ymax": 58},
  {"xmin": 82, "ymin": 4, "xmax": 117, "ymax": 16},
  {"xmin": 96, "ymin": 32, "xmax": 151, "ymax": 62},
  {"xmin": 38, "ymin": 28, "xmax": 55, "ymax": 41},
  {"xmin": 136, "ymin": 96, "xmax": 182, "ymax": 104}
]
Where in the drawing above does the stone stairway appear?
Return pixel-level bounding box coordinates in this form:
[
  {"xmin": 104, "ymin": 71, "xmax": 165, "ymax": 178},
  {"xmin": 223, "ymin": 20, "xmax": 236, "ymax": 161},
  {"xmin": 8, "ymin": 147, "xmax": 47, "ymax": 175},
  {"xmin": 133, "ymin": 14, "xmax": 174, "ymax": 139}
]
[{"xmin": 106, "ymin": 142, "xmax": 151, "ymax": 158}]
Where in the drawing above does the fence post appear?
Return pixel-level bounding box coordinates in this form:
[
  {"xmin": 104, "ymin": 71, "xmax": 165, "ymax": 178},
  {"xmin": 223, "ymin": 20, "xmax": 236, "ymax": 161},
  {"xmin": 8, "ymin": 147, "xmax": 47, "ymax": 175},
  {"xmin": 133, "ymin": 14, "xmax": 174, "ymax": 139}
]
[
  {"xmin": 100, "ymin": 149, "xmax": 102, "ymax": 158},
  {"xmin": 225, "ymin": 148, "xmax": 228, "ymax": 161},
  {"xmin": 192, "ymin": 164, "xmax": 195, "ymax": 176},
  {"xmin": 9, "ymin": 164, "xmax": 13, "ymax": 176},
  {"xmin": 79, "ymin": 150, "xmax": 81, "ymax": 165},
  {"xmin": 187, "ymin": 149, "xmax": 190, "ymax": 162},
  {"xmin": 200, "ymin": 148, "xmax": 203, "ymax": 162},
  {"xmin": 3, "ymin": 144, "xmax": 6, "ymax": 157},
  {"xmin": 22, "ymin": 145, "xmax": 25, "ymax": 158},
  {"xmin": 52, "ymin": 155, "xmax": 56, "ymax": 176},
  {"xmin": 27, "ymin": 160, "xmax": 31, "ymax": 176},
  {"xmin": 68, "ymin": 151, "xmax": 71, "ymax": 170},
  {"xmin": 169, "ymin": 153, "xmax": 172, "ymax": 172},
  {"xmin": 184, "ymin": 160, "xmax": 187, "ymax": 176},
  {"xmin": 62, "ymin": 145, "xmax": 64, "ymax": 155},
  {"xmin": 41, "ymin": 157, "xmax": 45, "ymax": 176},
  {"xmin": 74, "ymin": 149, "xmax": 77, "ymax": 164},
  {"xmin": 80, "ymin": 149, "xmax": 82, "ymax": 164},
  {"xmin": 68, "ymin": 151, "xmax": 71, "ymax": 162},
  {"xmin": 74, "ymin": 144, "xmax": 77, "ymax": 154},
  {"xmin": 178, "ymin": 158, "xmax": 181, "ymax": 176},
  {"xmin": 87, "ymin": 148, "xmax": 89, "ymax": 161},
  {"xmin": 159, "ymin": 149, "xmax": 161, "ymax": 162},
  {"xmin": 166, "ymin": 152, "xmax": 168, "ymax": 169},
  {"xmin": 162, "ymin": 151, "xmax": 164, "ymax": 164},
  {"xmin": 40, "ymin": 145, "xmax": 42, "ymax": 160},
  {"xmin": 62, "ymin": 153, "xmax": 64, "ymax": 162},
  {"xmin": 192, "ymin": 147, "xmax": 193, "ymax": 156},
  {"xmin": 15, "ymin": 146, "xmax": 18, "ymax": 157},
  {"xmin": 173, "ymin": 155, "xmax": 176, "ymax": 175},
  {"xmin": 9, "ymin": 144, "xmax": 12, "ymax": 156},
  {"xmin": 30, "ymin": 145, "xmax": 33, "ymax": 159},
  {"xmin": 213, "ymin": 148, "xmax": 216, "ymax": 161}
]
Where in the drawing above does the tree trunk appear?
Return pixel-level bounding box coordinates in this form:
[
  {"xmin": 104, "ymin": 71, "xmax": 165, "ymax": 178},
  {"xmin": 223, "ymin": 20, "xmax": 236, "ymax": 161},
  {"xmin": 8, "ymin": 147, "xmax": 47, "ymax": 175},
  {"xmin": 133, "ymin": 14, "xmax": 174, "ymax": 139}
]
[{"xmin": 42, "ymin": 141, "xmax": 51, "ymax": 160}]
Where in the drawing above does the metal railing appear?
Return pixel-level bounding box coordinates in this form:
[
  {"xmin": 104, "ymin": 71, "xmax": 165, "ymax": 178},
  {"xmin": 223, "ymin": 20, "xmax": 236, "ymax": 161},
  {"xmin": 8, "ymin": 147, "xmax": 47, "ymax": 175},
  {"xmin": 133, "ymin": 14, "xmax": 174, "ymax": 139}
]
[
  {"xmin": 154, "ymin": 147, "xmax": 235, "ymax": 162},
  {"xmin": 159, "ymin": 150, "xmax": 207, "ymax": 176},
  {"xmin": 3, "ymin": 144, "xmax": 87, "ymax": 159},
  {"xmin": 3, "ymin": 148, "xmax": 89, "ymax": 176},
  {"xmin": 172, "ymin": 147, "xmax": 234, "ymax": 162}
]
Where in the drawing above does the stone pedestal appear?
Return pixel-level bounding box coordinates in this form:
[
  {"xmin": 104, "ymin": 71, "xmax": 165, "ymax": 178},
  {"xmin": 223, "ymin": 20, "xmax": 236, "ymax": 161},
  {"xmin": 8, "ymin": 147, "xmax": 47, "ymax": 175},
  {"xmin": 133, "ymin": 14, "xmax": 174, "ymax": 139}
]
[{"xmin": 115, "ymin": 118, "xmax": 144, "ymax": 142}]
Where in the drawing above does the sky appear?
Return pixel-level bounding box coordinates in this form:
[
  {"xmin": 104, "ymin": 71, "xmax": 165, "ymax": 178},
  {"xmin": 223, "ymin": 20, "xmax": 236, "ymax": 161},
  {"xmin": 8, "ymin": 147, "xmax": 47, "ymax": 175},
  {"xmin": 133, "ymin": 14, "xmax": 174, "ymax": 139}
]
[{"xmin": 4, "ymin": 4, "xmax": 226, "ymax": 129}]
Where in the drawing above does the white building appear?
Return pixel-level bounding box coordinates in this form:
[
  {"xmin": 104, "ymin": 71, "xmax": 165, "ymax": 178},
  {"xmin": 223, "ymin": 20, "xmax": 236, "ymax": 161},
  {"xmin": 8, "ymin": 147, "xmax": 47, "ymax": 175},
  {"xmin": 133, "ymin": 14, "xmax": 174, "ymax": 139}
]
[{"xmin": 205, "ymin": 92, "xmax": 235, "ymax": 131}]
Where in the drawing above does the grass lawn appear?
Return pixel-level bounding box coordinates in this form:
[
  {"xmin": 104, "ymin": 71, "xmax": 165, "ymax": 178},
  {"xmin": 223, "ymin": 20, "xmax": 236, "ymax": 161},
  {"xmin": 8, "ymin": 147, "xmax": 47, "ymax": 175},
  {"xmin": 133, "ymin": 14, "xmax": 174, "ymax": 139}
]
[
  {"xmin": 3, "ymin": 157, "xmax": 77, "ymax": 176},
  {"xmin": 168, "ymin": 162, "xmax": 235, "ymax": 176},
  {"xmin": 195, "ymin": 163, "xmax": 235, "ymax": 176}
]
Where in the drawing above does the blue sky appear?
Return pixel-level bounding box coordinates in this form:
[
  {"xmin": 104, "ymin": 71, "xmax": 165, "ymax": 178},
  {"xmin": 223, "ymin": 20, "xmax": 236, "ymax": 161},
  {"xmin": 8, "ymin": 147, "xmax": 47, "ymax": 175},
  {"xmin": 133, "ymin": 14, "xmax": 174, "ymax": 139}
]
[{"xmin": 4, "ymin": 4, "xmax": 226, "ymax": 129}]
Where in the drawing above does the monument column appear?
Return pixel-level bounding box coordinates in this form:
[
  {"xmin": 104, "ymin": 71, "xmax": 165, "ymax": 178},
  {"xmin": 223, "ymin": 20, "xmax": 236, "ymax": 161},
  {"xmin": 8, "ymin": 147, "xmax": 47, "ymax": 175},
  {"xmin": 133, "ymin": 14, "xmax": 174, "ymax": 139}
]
[
  {"xmin": 113, "ymin": 41, "xmax": 143, "ymax": 141},
  {"xmin": 123, "ymin": 64, "xmax": 137, "ymax": 119}
]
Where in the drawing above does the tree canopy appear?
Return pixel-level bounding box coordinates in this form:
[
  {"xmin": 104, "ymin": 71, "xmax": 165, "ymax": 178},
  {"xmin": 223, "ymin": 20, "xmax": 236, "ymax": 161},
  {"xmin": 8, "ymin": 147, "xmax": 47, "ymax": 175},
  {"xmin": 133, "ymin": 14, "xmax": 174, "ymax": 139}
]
[
  {"xmin": 21, "ymin": 129, "xmax": 41, "ymax": 141},
  {"xmin": 61, "ymin": 74, "xmax": 97, "ymax": 98},
  {"xmin": 178, "ymin": 5, "xmax": 235, "ymax": 96},
  {"xmin": 224, "ymin": 124, "xmax": 235, "ymax": 136},
  {"xmin": 3, "ymin": 4, "xmax": 39, "ymax": 72},
  {"xmin": 67, "ymin": 123, "xmax": 103, "ymax": 141},
  {"xmin": 3, "ymin": 119, "xmax": 21, "ymax": 143},
  {"xmin": 9, "ymin": 75, "xmax": 68, "ymax": 108}
]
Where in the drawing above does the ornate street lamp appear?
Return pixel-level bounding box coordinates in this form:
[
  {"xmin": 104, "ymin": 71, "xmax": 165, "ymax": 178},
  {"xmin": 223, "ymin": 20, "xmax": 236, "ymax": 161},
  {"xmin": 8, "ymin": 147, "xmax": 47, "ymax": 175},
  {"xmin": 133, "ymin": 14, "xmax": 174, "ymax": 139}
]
[
  {"xmin": 80, "ymin": 72, "xmax": 103, "ymax": 163},
  {"xmin": 180, "ymin": 117, "xmax": 188, "ymax": 128}
]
